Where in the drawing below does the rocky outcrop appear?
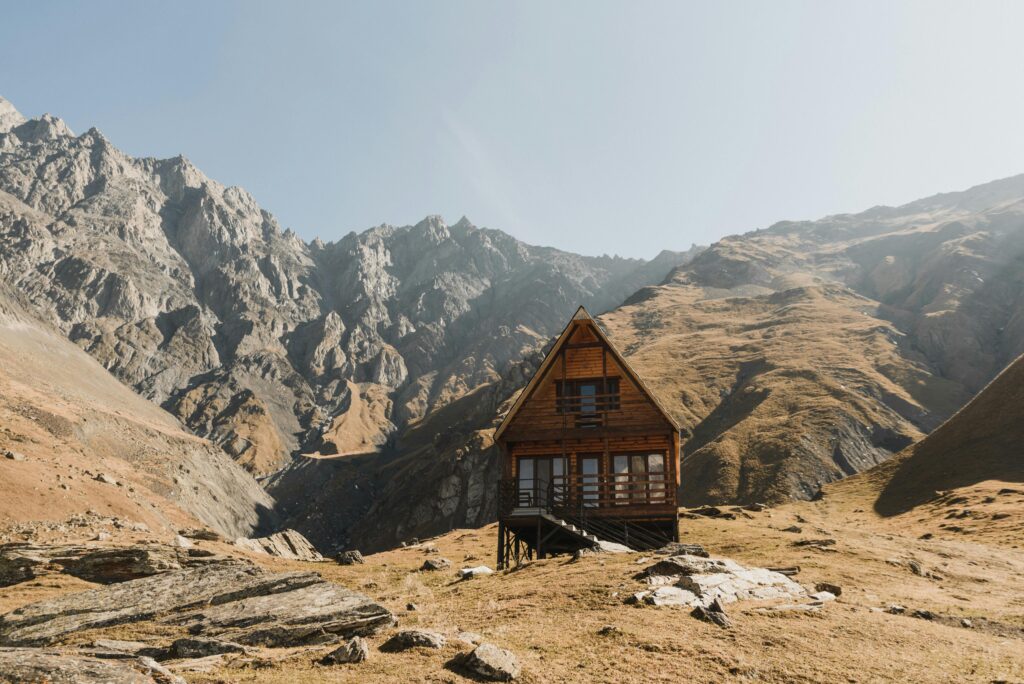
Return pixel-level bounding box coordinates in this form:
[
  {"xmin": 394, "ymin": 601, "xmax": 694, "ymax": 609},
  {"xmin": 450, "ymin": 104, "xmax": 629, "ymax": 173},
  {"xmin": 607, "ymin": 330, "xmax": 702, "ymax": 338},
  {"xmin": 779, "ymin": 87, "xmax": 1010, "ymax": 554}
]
[
  {"xmin": 629, "ymin": 554, "xmax": 806, "ymax": 608},
  {"xmin": 0, "ymin": 648, "xmax": 159, "ymax": 683},
  {"xmin": 0, "ymin": 542, "xmax": 246, "ymax": 587},
  {"xmin": 0, "ymin": 97, "xmax": 697, "ymax": 482},
  {"xmin": 233, "ymin": 529, "xmax": 323, "ymax": 561},
  {"xmin": 0, "ymin": 564, "xmax": 394, "ymax": 647}
]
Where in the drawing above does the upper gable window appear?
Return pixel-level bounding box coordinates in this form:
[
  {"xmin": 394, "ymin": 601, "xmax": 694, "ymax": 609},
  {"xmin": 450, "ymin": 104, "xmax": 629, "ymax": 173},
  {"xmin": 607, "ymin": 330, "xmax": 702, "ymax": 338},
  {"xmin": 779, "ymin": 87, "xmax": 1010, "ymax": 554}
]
[{"xmin": 556, "ymin": 377, "xmax": 620, "ymax": 419}]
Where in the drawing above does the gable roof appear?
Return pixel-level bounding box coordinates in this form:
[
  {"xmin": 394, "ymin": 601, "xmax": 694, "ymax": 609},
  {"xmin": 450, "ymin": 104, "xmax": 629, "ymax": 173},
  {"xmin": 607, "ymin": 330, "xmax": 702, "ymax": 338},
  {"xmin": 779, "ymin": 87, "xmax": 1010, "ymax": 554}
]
[{"xmin": 494, "ymin": 305, "xmax": 680, "ymax": 440}]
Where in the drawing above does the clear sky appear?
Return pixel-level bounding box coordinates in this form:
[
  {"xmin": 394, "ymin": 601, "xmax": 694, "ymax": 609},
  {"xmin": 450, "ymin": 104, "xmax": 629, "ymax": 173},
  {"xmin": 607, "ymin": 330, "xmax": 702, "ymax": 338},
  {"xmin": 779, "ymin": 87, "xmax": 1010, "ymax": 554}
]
[{"xmin": 3, "ymin": 1, "xmax": 1024, "ymax": 258}]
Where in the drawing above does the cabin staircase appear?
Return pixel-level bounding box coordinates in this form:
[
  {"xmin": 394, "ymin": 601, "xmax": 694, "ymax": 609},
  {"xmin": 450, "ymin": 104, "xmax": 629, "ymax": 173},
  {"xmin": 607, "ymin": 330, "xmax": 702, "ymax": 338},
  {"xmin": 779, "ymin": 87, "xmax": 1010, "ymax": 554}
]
[
  {"xmin": 557, "ymin": 513, "xmax": 673, "ymax": 551},
  {"xmin": 539, "ymin": 512, "xmax": 602, "ymax": 547}
]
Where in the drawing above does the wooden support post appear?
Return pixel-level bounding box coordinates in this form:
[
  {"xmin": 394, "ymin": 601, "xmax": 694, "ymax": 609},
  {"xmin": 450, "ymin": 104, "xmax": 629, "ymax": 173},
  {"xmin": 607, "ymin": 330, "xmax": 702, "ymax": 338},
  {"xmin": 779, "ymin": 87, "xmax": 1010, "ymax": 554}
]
[{"xmin": 496, "ymin": 520, "xmax": 506, "ymax": 570}]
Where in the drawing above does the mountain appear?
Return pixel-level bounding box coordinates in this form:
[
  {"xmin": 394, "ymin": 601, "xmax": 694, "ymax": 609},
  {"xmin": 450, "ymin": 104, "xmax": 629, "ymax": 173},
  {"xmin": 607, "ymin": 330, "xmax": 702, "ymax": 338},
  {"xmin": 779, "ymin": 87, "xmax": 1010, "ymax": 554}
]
[
  {"xmin": 839, "ymin": 351, "xmax": 1024, "ymax": 515},
  {"xmin": 0, "ymin": 95, "xmax": 702, "ymax": 483},
  {"xmin": 0, "ymin": 284, "xmax": 272, "ymax": 539},
  {"xmin": 599, "ymin": 175, "xmax": 1024, "ymax": 506},
  {"xmin": 4, "ymin": 93, "xmax": 1024, "ymax": 554}
]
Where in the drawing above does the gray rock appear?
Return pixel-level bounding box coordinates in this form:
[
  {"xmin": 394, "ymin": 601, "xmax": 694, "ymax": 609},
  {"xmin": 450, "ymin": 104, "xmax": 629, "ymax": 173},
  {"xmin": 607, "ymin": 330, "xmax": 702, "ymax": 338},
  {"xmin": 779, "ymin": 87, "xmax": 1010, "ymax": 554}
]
[
  {"xmin": 167, "ymin": 637, "xmax": 250, "ymax": 658},
  {"xmin": 321, "ymin": 636, "xmax": 370, "ymax": 664},
  {"xmin": 335, "ymin": 550, "xmax": 364, "ymax": 565},
  {"xmin": 94, "ymin": 473, "xmax": 118, "ymax": 485},
  {"xmin": 691, "ymin": 603, "xmax": 731, "ymax": 629},
  {"xmin": 3, "ymin": 451, "xmax": 25, "ymax": 461},
  {"xmin": 0, "ymin": 648, "xmax": 156, "ymax": 683},
  {"xmin": 178, "ymin": 528, "xmax": 222, "ymax": 542},
  {"xmin": 0, "ymin": 564, "xmax": 394, "ymax": 647},
  {"xmin": 382, "ymin": 629, "xmax": 446, "ymax": 651},
  {"xmin": 456, "ymin": 631, "xmax": 484, "ymax": 645},
  {"xmin": 458, "ymin": 643, "xmax": 521, "ymax": 681},
  {"xmin": 420, "ymin": 557, "xmax": 451, "ymax": 571},
  {"xmin": 234, "ymin": 529, "xmax": 323, "ymax": 562},
  {"xmin": 0, "ymin": 542, "xmax": 247, "ymax": 587}
]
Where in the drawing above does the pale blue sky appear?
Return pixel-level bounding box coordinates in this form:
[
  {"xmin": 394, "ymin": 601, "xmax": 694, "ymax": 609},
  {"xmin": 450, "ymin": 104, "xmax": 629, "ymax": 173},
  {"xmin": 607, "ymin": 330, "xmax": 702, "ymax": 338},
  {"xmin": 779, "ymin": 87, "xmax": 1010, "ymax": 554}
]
[{"xmin": 3, "ymin": 1, "xmax": 1024, "ymax": 258}]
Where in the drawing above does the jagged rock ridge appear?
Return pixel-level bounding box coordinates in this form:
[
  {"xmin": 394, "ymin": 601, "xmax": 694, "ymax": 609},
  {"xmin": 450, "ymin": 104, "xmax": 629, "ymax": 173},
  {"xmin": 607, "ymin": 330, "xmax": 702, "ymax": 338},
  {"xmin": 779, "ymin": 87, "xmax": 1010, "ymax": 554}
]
[{"xmin": 0, "ymin": 95, "xmax": 701, "ymax": 479}]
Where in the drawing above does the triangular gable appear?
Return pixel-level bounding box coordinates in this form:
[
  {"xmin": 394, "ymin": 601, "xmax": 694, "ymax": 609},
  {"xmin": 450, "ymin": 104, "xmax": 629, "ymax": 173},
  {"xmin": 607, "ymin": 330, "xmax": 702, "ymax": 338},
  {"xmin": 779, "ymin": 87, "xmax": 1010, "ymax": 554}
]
[{"xmin": 494, "ymin": 305, "xmax": 679, "ymax": 440}]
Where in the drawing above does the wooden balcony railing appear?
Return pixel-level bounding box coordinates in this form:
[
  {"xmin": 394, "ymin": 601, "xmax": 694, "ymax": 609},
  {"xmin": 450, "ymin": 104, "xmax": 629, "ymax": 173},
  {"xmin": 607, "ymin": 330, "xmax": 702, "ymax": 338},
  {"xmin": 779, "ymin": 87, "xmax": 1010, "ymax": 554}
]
[{"xmin": 498, "ymin": 474, "xmax": 673, "ymax": 518}]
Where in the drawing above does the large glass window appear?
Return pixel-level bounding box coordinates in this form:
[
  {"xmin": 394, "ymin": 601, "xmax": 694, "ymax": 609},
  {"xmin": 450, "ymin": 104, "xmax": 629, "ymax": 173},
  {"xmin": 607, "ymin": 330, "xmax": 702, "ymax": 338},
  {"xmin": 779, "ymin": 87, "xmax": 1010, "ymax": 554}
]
[{"xmin": 610, "ymin": 452, "xmax": 667, "ymax": 504}]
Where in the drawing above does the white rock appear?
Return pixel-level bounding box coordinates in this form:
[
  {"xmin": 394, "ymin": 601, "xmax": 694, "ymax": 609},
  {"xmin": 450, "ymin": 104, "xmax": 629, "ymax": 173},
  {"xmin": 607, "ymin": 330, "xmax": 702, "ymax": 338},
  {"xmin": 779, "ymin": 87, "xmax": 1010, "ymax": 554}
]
[
  {"xmin": 459, "ymin": 566, "xmax": 494, "ymax": 579},
  {"xmin": 172, "ymin": 535, "xmax": 194, "ymax": 549}
]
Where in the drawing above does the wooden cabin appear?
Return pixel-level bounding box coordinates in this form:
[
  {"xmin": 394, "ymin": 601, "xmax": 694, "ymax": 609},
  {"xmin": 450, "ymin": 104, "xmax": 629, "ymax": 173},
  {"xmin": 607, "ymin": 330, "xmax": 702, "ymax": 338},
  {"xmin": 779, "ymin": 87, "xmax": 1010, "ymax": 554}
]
[{"xmin": 494, "ymin": 306, "xmax": 681, "ymax": 568}]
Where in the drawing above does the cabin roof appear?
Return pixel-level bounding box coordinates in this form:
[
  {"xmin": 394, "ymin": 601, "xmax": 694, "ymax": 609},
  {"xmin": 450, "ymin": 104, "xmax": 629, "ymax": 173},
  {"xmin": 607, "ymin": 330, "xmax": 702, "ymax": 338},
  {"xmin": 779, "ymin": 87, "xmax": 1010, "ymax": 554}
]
[{"xmin": 494, "ymin": 305, "xmax": 680, "ymax": 440}]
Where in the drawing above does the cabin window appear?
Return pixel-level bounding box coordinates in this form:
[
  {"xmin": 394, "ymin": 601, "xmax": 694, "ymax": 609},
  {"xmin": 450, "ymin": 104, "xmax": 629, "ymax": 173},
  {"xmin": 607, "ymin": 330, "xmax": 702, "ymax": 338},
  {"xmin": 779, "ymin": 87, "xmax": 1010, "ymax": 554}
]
[
  {"xmin": 612, "ymin": 452, "xmax": 667, "ymax": 504},
  {"xmin": 556, "ymin": 377, "xmax": 620, "ymax": 423},
  {"xmin": 517, "ymin": 456, "xmax": 567, "ymax": 507}
]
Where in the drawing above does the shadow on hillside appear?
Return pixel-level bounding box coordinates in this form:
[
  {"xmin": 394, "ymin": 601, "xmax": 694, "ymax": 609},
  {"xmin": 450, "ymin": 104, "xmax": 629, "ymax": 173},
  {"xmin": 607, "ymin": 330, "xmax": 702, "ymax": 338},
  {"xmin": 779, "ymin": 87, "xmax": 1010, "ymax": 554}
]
[{"xmin": 873, "ymin": 433, "xmax": 1024, "ymax": 517}]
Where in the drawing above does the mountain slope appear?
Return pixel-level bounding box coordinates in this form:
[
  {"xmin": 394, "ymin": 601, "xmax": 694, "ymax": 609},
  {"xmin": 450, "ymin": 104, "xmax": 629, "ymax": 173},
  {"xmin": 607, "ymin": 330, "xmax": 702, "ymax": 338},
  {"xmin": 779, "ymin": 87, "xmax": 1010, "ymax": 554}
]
[
  {"xmin": 0, "ymin": 95, "xmax": 700, "ymax": 479},
  {"xmin": 592, "ymin": 175, "xmax": 1024, "ymax": 507},
  {"xmin": 0, "ymin": 285, "xmax": 273, "ymax": 539},
  {"xmin": 842, "ymin": 352, "xmax": 1024, "ymax": 516}
]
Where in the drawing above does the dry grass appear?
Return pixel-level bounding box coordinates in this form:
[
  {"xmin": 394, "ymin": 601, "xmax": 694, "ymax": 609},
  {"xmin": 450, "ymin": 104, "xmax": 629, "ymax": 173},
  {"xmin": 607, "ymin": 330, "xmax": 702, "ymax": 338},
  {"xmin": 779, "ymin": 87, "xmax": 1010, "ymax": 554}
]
[
  {"xmin": 1, "ymin": 488, "xmax": 1021, "ymax": 682},
  {"xmin": 5, "ymin": 493, "xmax": 998, "ymax": 683}
]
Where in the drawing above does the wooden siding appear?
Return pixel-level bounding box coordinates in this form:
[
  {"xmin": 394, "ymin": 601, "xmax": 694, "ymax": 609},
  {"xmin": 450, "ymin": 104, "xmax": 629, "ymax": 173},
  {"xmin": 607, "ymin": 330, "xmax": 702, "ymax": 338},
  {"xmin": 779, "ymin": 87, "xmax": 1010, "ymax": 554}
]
[
  {"xmin": 501, "ymin": 323, "xmax": 670, "ymax": 439},
  {"xmin": 497, "ymin": 315, "xmax": 681, "ymax": 522}
]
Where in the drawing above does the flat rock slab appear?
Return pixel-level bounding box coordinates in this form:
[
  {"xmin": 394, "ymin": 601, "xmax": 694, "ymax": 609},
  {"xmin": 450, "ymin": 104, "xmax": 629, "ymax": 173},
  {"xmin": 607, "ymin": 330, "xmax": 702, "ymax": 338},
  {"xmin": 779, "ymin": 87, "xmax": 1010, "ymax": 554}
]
[
  {"xmin": 0, "ymin": 647, "xmax": 156, "ymax": 683},
  {"xmin": 0, "ymin": 564, "xmax": 394, "ymax": 648},
  {"xmin": 0, "ymin": 542, "xmax": 248, "ymax": 587}
]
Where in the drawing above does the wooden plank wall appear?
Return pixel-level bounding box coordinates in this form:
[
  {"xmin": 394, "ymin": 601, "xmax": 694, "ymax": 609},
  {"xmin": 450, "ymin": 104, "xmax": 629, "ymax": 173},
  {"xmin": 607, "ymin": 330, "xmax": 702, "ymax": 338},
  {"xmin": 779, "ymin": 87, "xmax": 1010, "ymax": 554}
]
[{"xmin": 503, "ymin": 322, "xmax": 668, "ymax": 435}]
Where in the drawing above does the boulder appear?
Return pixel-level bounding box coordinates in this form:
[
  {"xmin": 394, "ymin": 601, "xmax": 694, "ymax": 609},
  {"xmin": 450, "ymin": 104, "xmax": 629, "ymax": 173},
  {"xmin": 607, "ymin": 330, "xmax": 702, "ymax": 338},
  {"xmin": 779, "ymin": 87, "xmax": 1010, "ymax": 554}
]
[
  {"xmin": 94, "ymin": 473, "xmax": 118, "ymax": 486},
  {"xmin": 234, "ymin": 530, "xmax": 324, "ymax": 562},
  {"xmin": 3, "ymin": 451, "xmax": 26, "ymax": 461},
  {"xmin": 0, "ymin": 648, "xmax": 156, "ymax": 683},
  {"xmin": 458, "ymin": 643, "xmax": 521, "ymax": 681},
  {"xmin": 421, "ymin": 557, "xmax": 451, "ymax": 571},
  {"xmin": 322, "ymin": 636, "xmax": 370, "ymax": 664},
  {"xmin": 335, "ymin": 550, "xmax": 364, "ymax": 565},
  {"xmin": 0, "ymin": 565, "xmax": 395, "ymax": 647},
  {"xmin": 382, "ymin": 629, "xmax": 446, "ymax": 651}
]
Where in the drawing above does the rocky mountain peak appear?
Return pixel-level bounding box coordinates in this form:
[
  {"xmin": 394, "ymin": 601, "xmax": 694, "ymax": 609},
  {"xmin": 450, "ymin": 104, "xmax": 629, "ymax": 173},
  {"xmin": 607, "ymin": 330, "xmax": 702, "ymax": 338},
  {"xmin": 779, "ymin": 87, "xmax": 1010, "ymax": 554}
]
[{"xmin": 0, "ymin": 96, "xmax": 26, "ymax": 133}]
